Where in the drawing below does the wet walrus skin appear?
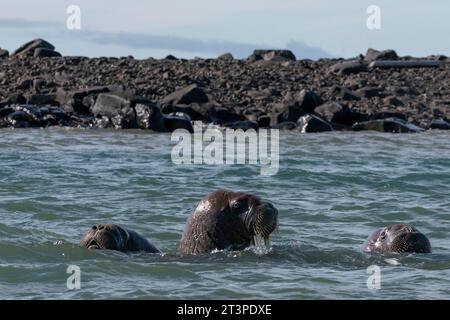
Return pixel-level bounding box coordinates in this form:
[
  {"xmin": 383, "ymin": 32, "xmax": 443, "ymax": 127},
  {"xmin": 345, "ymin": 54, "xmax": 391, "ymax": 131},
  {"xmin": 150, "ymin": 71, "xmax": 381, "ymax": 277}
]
[
  {"xmin": 179, "ymin": 189, "xmax": 278, "ymax": 254},
  {"xmin": 362, "ymin": 224, "xmax": 431, "ymax": 253},
  {"xmin": 80, "ymin": 224, "xmax": 160, "ymax": 253}
]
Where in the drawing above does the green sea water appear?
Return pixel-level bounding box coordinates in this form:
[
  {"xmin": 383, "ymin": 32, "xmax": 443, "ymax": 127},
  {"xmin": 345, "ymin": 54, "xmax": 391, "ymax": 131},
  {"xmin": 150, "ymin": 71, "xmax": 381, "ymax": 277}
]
[{"xmin": 0, "ymin": 128, "xmax": 449, "ymax": 299}]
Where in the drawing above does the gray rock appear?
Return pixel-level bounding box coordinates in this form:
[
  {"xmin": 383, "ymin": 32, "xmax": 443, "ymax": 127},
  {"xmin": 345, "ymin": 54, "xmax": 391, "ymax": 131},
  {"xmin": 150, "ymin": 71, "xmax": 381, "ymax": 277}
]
[
  {"xmin": 352, "ymin": 118, "xmax": 424, "ymax": 133},
  {"xmin": 161, "ymin": 84, "xmax": 209, "ymax": 105},
  {"xmin": 91, "ymin": 93, "xmax": 136, "ymax": 129},
  {"xmin": 13, "ymin": 38, "xmax": 55, "ymax": 56},
  {"xmin": 34, "ymin": 48, "xmax": 62, "ymax": 58},
  {"xmin": 314, "ymin": 102, "xmax": 354, "ymax": 125},
  {"xmin": 330, "ymin": 61, "xmax": 367, "ymax": 75},
  {"xmin": 272, "ymin": 121, "xmax": 297, "ymax": 130},
  {"xmin": 364, "ymin": 48, "xmax": 398, "ymax": 61},
  {"xmin": 429, "ymin": 119, "xmax": 450, "ymax": 130},
  {"xmin": 297, "ymin": 114, "xmax": 333, "ymax": 133}
]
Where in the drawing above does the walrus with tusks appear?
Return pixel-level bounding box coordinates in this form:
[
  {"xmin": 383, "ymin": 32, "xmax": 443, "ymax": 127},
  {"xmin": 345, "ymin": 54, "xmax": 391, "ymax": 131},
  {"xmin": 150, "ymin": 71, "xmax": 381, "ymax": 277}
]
[
  {"xmin": 80, "ymin": 224, "xmax": 160, "ymax": 253},
  {"xmin": 362, "ymin": 224, "xmax": 431, "ymax": 253},
  {"xmin": 179, "ymin": 189, "xmax": 278, "ymax": 254}
]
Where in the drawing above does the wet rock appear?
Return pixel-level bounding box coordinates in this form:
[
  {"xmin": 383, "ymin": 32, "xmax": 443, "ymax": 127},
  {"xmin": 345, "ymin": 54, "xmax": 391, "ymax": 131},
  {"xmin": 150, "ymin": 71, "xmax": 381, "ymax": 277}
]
[
  {"xmin": 314, "ymin": 102, "xmax": 355, "ymax": 126},
  {"xmin": 428, "ymin": 119, "xmax": 450, "ymax": 130},
  {"xmin": 26, "ymin": 94, "xmax": 59, "ymax": 106},
  {"xmin": 369, "ymin": 60, "xmax": 442, "ymax": 69},
  {"xmin": 257, "ymin": 115, "xmax": 271, "ymax": 128},
  {"xmin": 272, "ymin": 121, "xmax": 297, "ymax": 130},
  {"xmin": 0, "ymin": 107, "xmax": 15, "ymax": 118},
  {"xmin": 207, "ymin": 105, "xmax": 243, "ymax": 124},
  {"xmin": 222, "ymin": 120, "xmax": 259, "ymax": 131},
  {"xmin": 161, "ymin": 104, "xmax": 207, "ymax": 121},
  {"xmin": 352, "ymin": 118, "xmax": 424, "ymax": 133},
  {"xmin": 364, "ymin": 48, "xmax": 398, "ymax": 61},
  {"xmin": 371, "ymin": 112, "xmax": 407, "ymax": 121},
  {"xmin": 164, "ymin": 114, "xmax": 193, "ymax": 133},
  {"xmin": 161, "ymin": 84, "xmax": 209, "ymax": 105},
  {"xmin": 296, "ymin": 89, "xmax": 324, "ymax": 113},
  {"xmin": 275, "ymin": 103, "xmax": 306, "ymax": 123},
  {"xmin": 13, "ymin": 38, "xmax": 55, "ymax": 57},
  {"xmin": 297, "ymin": 114, "xmax": 333, "ymax": 133},
  {"xmin": 90, "ymin": 93, "xmax": 136, "ymax": 129}
]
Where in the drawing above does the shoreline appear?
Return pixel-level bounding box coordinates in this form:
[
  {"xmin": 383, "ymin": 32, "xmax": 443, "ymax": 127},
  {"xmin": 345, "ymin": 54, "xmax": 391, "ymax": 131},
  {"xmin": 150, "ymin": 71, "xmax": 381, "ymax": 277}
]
[{"xmin": 1, "ymin": 39, "xmax": 449, "ymax": 133}]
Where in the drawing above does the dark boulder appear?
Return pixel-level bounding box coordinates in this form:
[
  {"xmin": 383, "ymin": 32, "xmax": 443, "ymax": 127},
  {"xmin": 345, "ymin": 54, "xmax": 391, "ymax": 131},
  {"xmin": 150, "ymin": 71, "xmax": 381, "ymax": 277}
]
[
  {"xmin": 272, "ymin": 121, "xmax": 297, "ymax": 130},
  {"xmin": 135, "ymin": 103, "xmax": 167, "ymax": 131},
  {"xmin": 0, "ymin": 49, "xmax": 9, "ymax": 59},
  {"xmin": 90, "ymin": 93, "xmax": 136, "ymax": 129},
  {"xmin": 257, "ymin": 115, "xmax": 271, "ymax": 128},
  {"xmin": 13, "ymin": 38, "xmax": 55, "ymax": 56},
  {"xmin": 356, "ymin": 86, "xmax": 385, "ymax": 98},
  {"xmin": 161, "ymin": 84, "xmax": 209, "ymax": 105},
  {"xmin": 56, "ymin": 86, "xmax": 110, "ymax": 114},
  {"xmin": 330, "ymin": 61, "xmax": 367, "ymax": 75},
  {"xmin": 297, "ymin": 89, "xmax": 324, "ymax": 113},
  {"xmin": 34, "ymin": 48, "xmax": 62, "ymax": 58},
  {"xmin": 218, "ymin": 53, "xmax": 234, "ymax": 60},
  {"xmin": 0, "ymin": 107, "xmax": 15, "ymax": 118},
  {"xmin": 297, "ymin": 114, "xmax": 333, "ymax": 133},
  {"xmin": 26, "ymin": 94, "xmax": 59, "ymax": 106},
  {"xmin": 1, "ymin": 93, "xmax": 27, "ymax": 106},
  {"xmin": 429, "ymin": 119, "xmax": 450, "ymax": 130},
  {"xmin": 330, "ymin": 86, "xmax": 360, "ymax": 101},
  {"xmin": 364, "ymin": 48, "xmax": 398, "ymax": 61},
  {"xmin": 314, "ymin": 102, "xmax": 355, "ymax": 125},
  {"xmin": 222, "ymin": 120, "xmax": 259, "ymax": 131},
  {"xmin": 275, "ymin": 103, "xmax": 306, "ymax": 123},
  {"xmin": 7, "ymin": 111, "xmax": 35, "ymax": 128},
  {"xmin": 164, "ymin": 115, "xmax": 194, "ymax": 133},
  {"xmin": 249, "ymin": 50, "xmax": 296, "ymax": 62},
  {"xmin": 352, "ymin": 118, "xmax": 424, "ymax": 133},
  {"xmin": 161, "ymin": 103, "xmax": 207, "ymax": 121},
  {"xmin": 371, "ymin": 112, "xmax": 407, "ymax": 121},
  {"xmin": 207, "ymin": 105, "xmax": 244, "ymax": 124}
]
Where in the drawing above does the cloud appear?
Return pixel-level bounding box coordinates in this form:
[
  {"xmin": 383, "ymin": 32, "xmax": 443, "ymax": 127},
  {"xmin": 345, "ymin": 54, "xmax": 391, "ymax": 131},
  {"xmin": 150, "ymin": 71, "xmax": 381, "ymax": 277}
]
[{"xmin": 0, "ymin": 18, "xmax": 334, "ymax": 59}]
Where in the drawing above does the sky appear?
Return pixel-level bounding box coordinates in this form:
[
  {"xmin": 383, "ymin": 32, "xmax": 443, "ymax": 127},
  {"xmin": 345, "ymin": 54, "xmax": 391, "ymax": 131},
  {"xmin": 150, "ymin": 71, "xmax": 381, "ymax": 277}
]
[{"xmin": 0, "ymin": 0, "xmax": 449, "ymax": 59}]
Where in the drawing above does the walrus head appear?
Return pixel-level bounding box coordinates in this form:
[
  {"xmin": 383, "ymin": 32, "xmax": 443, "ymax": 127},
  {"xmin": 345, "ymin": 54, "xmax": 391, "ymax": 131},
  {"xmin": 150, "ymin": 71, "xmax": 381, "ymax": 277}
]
[
  {"xmin": 229, "ymin": 192, "xmax": 278, "ymax": 247},
  {"xmin": 179, "ymin": 189, "xmax": 278, "ymax": 254},
  {"xmin": 80, "ymin": 224, "xmax": 129, "ymax": 251},
  {"xmin": 362, "ymin": 224, "xmax": 432, "ymax": 253}
]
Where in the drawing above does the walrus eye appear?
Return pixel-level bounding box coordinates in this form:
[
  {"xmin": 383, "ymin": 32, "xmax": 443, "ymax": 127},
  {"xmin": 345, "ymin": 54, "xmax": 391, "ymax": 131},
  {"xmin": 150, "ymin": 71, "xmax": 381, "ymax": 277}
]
[
  {"xmin": 379, "ymin": 230, "xmax": 387, "ymax": 240},
  {"xmin": 231, "ymin": 200, "xmax": 248, "ymax": 213}
]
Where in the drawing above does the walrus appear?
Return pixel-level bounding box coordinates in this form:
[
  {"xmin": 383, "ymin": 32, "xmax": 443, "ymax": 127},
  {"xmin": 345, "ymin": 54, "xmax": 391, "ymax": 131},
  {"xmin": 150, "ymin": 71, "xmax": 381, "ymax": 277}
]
[
  {"xmin": 80, "ymin": 224, "xmax": 160, "ymax": 253},
  {"xmin": 362, "ymin": 224, "xmax": 431, "ymax": 253},
  {"xmin": 179, "ymin": 189, "xmax": 278, "ymax": 254}
]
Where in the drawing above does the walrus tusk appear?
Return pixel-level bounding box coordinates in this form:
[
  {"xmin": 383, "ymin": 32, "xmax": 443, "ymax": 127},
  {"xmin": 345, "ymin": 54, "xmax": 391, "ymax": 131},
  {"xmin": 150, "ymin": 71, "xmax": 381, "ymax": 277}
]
[
  {"xmin": 253, "ymin": 234, "xmax": 270, "ymax": 249},
  {"xmin": 264, "ymin": 236, "xmax": 271, "ymax": 247}
]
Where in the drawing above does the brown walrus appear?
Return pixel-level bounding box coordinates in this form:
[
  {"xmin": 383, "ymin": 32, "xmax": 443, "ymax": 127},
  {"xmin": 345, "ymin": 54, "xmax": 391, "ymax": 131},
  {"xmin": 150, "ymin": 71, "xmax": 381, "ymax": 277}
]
[
  {"xmin": 179, "ymin": 189, "xmax": 278, "ymax": 254},
  {"xmin": 80, "ymin": 224, "xmax": 160, "ymax": 253},
  {"xmin": 362, "ymin": 224, "xmax": 431, "ymax": 253}
]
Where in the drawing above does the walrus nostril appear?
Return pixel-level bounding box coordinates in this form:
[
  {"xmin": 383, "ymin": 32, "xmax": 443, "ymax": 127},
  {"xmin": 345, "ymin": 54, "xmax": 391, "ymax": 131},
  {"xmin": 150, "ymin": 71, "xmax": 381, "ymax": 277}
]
[
  {"xmin": 92, "ymin": 225, "xmax": 97, "ymax": 230},
  {"xmin": 98, "ymin": 225, "xmax": 105, "ymax": 230}
]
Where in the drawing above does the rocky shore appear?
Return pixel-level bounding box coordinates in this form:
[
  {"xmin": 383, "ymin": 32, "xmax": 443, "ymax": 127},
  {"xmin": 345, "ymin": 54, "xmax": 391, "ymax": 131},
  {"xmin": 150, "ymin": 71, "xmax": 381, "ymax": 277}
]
[{"xmin": 0, "ymin": 38, "xmax": 449, "ymax": 133}]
